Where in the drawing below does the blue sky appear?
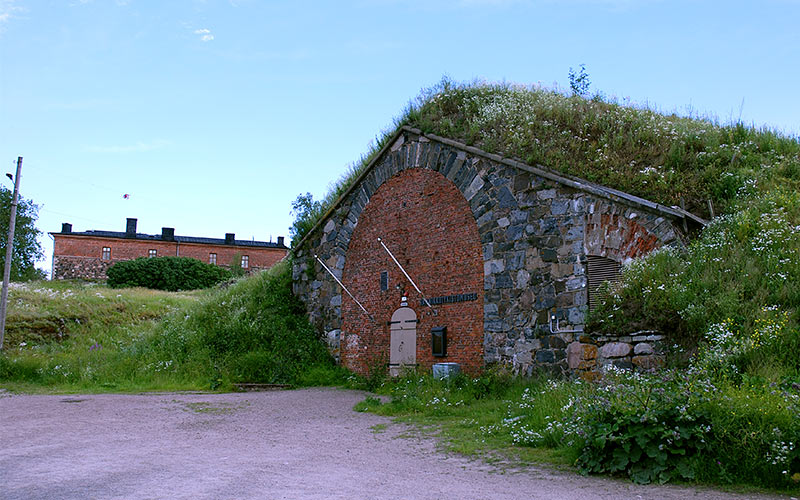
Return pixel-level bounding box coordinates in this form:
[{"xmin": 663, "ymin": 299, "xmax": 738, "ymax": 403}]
[{"xmin": 1, "ymin": 0, "xmax": 798, "ymax": 276}]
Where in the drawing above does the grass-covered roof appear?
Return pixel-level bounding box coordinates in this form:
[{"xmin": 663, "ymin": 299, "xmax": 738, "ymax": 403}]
[{"xmin": 291, "ymin": 79, "xmax": 800, "ymax": 246}]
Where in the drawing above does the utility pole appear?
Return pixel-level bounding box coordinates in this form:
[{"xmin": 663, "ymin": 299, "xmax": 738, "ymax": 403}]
[{"xmin": 0, "ymin": 157, "xmax": 23, "ymax": 350}]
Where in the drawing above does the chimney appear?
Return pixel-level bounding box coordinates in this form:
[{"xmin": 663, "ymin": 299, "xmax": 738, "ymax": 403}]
[
  {"xmin": 126, "ymin": 218, "xmax": 137, "ymax": 237},
  {"xmin": 61, "ymin": 223, "xmax": 72, "ymax": 234},
  {"xmin": 277, "ymin": 236, "xmax": 285, "ymax": 247},
  {"xmin": 225, "ymin": 233, "xmax": 235, "ymax": 245},
  {"xmin": 161, "ymin": 227, "xmax": 174, "ymax": 241}
]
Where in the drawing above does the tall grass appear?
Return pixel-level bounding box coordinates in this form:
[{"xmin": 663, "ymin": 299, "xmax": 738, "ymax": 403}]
[{"xmin": 0, "ymin": 263, "xmax": 340, "ymax": 392}]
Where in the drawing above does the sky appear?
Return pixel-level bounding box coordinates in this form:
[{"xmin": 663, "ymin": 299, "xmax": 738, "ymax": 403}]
[{"xmin": 1, "ymin": 0, "xmax": 799, "ymax": 277}]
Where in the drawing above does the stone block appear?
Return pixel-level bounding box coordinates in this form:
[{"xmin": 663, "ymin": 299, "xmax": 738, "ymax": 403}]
[
  {"xmin": 566, "ymin": 276, "xmax": 586, "ymax": 291},
  {"xmin": 516, "ymin": 269, "xmax": 530, "ymax": 289},
  {"xmin": 511, "ymin": 209, "xmax": 528, "ymax": 224},
  {"xmin": 506, "ymin": 251, "xmax": 525, "ymax": 270},
  {"xmin": 632, "ymin": 355, "xmax": 665, "ymax": 370},
  {"xmin": 485, "ymin": 319, "xmax": 504, "ymax": 332},
  {"xmin": 506, "ymin": 224, "xmax": 525, "ymax": 241},
  {"xmin": 537, "ymin": 189, "xmax": 556, "ymax": 200},
  {"xmin": 567, "ymin": 342, "xmax": 598, "ymax": 370},
  {"xmin": 497, "ymin": 186, "xmax": 518, "ymax": 209},
  {"xmin": 535, "ymin": 350, "xmax": 555, "ymax": 364},
  {"xmin": 483, "ymin": 243, "xmax": 494, "ymax": 260},
  {"xmin": 599, "ymin": 342, "xmax": 632, "ymax": 358},
  {"xmin": 477, "ymin": 210, "xmax": 494, "ymax": 227},
  {"xmin": 567, "ymin": 307, "xmax": 585, "ymax": 325},
  {"xmin": 540, "ymin": 248, "xmax": 558, "ymax": 262},
  {"xmin": 484, "ymin": 259, "xmax": 504, "ymax": 275},
  {"xmin": 633, "ymin": 343, "xmax": 654, "ymax": 355},
  {"xmin": 551, "ymin": 199, "xmax": 569, "ymax": 215},
  {"xmin": 463, "ymin": 174, "xmax": 485, "ymax": 201},
  {"xmin": 565, "ymin": 225, "xmax": 584, "ymax": 241},
  {"xmin": 495, "ymin": 273, "xmax": 513, "ymax": 289}
]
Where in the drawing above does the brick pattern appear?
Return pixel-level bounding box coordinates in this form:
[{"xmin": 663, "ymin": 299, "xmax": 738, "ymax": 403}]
[
  {"xmin": 293, "ymin": 130, "xmax": 687, "ymax": 376},
  {"xmin": 340, "ymin": 168, "xmax": 483, "ymax": 375},
  {"xmin": 53, "ymin": 235, "xmax": 287, "ymax": 280}
]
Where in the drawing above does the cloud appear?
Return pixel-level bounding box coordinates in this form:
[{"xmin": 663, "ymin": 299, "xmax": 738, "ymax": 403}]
[
  {"xmin": 0, "ymin": 0, "xmax": 23, "ymax": 30},
  {"xmin": 194, "ymin": 28, "xmax": 214, "ymax": 42},
  {"xmin": 84, "ymin": 140, "xmax": 170, "ymax": 154}
]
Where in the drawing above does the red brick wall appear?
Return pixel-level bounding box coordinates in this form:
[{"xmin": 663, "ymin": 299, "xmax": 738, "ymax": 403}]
[
  {"xmin": 54, "ymin": 235, "xmax": 177, "ymax": 261},
  {"xmin": 341, "ymin": 168, "xmax": 483, "ymax": 375},
  {"xmin": 52, "ymin": 234, "xmax": 287, "ymax": 279},
  {"xmin": 178, "ymin": 242, "xmax": 286, "ymax": 269}
]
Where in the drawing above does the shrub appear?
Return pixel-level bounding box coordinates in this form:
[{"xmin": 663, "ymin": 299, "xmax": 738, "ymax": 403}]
[
  {"xmin": 151, "ymin": 261, "xmax": 335, "ymax": 386},
  {"xmin": 572, "ymin": 370, "xmax": 712, "ymax": 484},
  {"xmin": 107, "ymin": 256, "xmax": 232, "ymax": 291}
]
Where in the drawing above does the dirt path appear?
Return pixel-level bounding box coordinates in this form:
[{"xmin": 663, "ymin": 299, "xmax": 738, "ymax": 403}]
[{"xmin": 0, "ymin": 388, "xmax": 791, "ymax": 500}]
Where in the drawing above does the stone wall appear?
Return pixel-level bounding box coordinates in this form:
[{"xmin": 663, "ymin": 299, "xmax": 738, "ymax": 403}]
[
  {"xmin": 53, "ymin": 256, "xmax": 112, "ymax": 280},
  {"xmin": 293, "ymin": 127, "xmax": 685, "ymax": 376}
]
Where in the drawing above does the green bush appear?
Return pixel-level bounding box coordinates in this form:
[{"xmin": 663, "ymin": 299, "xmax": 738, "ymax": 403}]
[
  {"xmin": 572, "ymin": 370, "xmax": 711, "ymax": 484},
  {"xmin": 107, "ymin": 256, "xmax": 232, "ymax": 291}
]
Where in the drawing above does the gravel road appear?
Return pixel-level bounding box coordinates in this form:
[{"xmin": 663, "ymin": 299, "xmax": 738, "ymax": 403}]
[{"xmin": 0, "ymin": 388, "xmax": 791, "ymax": 500}]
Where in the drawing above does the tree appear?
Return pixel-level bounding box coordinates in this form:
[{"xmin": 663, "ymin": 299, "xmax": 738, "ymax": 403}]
[
  {"xmin": 0, "ymin": 186, "xmax": 45, "ymax": 281},
  {"xmin": 568, "ymin": 64, "xmax": 591, "ymax": 96},
  {"xmin": 290, "ymin": 192, "xmax": 323, "ymax": 247}
]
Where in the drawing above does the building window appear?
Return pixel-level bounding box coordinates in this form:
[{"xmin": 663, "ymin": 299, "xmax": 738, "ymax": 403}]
[
  {"xmin": 148, "ymin": 249, "xmax": 157, "ymax": 258},
  {"xmin": 209, "ymin": 253, "xmax": 217, "ymax": 265},
  {"xmin": 102, "ymin": 247, "xmax": 111, "ymax": 260},
  {"xmin": 241, "ymin": 255, "xmax": 249, "ymax": 268}
]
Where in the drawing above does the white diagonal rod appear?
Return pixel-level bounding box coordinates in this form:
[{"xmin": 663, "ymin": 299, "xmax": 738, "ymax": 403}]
[
  {"xmin": 377, "ymin": 237, "xmax": 436, "ymax": 314},
  {"xmin": 314, "ymin": 255, "xmax": 375, "ymax": 323}
]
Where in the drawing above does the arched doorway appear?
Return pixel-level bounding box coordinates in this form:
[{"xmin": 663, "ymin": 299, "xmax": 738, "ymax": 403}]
[{"xmin": 389, "ymin": 304, "xmax": 417, "ymax": 376}]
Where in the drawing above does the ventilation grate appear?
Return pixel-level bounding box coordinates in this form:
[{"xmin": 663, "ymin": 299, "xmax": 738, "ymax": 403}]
[{"xmin": 587, "ymin": 255, "xmax": 622, "ymax": 311}]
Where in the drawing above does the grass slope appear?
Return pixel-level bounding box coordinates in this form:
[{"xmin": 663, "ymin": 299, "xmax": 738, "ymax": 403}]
[{"xmin": 0, "ymin": 263, "xmax": 341, "ymax": 393}]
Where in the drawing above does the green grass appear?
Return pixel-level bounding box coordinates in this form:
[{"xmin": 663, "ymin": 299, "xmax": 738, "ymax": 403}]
[
  {"xmin": 355, "ymin": 370, "xmax": 800, "ymax": 491},
  {"xmin": 0, "ymin": 262, "xmax": 344, "ymax": 393}
]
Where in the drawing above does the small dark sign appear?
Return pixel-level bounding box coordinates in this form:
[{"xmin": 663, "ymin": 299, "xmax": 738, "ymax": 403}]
[{"xmin": 421, "ymin": 292, "xmax": 478, "ymax": 306}]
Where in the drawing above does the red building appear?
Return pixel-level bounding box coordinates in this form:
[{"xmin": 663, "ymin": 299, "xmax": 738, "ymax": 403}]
[{"xmin": 51, "ymin": 218, "xmax": 288, "ymax": 280}]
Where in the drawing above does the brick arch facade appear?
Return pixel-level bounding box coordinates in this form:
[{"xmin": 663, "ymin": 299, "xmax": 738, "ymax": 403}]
[
  {"xmin": 340, "ymin": 168, "xmax": 484, "ymax": 375},
  {"xmin": 293, "ymin": 128, "xmax": 687, "ymax": 376}
]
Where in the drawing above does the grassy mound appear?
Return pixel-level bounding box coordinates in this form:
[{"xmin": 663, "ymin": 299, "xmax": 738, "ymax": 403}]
[
  {"xmin": 0, "ymin": 263, "xmax": 340, "ymax": 392},
  {"xmin": 291, "ymin": 78, "xmax": 800, "ymax": 245}
]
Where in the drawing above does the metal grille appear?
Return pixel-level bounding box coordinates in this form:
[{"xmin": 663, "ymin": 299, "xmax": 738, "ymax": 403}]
[
  {"xmin": 587, "ymin": 255, "xmax": 622, "ymax": 311},
  {"xmin": 380, "ymin": 271, "xmax": 388, "ymax": 291}
]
